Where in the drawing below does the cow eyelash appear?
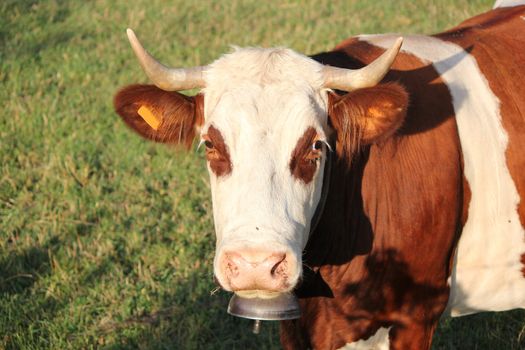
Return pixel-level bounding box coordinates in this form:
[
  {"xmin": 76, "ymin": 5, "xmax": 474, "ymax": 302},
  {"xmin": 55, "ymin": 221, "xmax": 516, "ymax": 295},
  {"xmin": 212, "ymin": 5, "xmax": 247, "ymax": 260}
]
[
  {"xmin": 312, "ymin": 140, "xmax": 324, "ymax": 151},
  {"xmin": 313, "ymin": 140, "xmax": 333, "ymax": 153},
  {"xmin": 306, "ymin": 140, "xmax": 325, "ymax": 164},
  {"xmin": 198, "ymin": 138, "xmax": 214, "ymax": 150}
]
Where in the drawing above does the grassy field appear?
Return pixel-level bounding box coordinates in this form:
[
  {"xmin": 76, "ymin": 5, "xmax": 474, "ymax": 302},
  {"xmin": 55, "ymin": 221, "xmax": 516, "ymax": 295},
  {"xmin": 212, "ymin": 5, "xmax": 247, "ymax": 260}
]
[{"xmin": 1, "ymin": 0, "xmax": 524, "ymax": 349}]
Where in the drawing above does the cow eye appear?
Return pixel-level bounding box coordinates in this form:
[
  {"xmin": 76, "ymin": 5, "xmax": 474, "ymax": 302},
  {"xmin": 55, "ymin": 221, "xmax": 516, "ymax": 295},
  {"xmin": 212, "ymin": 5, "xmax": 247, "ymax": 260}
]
[
  {"xmin": 204, "ymin": 140, "xmax": 214, "ymax": 149},
  {"xmin": 312, "ymin": 140, "xmax": 323, "ymax": 151}
]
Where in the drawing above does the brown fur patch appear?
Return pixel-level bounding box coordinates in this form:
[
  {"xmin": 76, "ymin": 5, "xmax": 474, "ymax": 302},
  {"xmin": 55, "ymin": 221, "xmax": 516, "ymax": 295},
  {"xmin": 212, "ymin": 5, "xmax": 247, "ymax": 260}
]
[
  {"xmin": 113, "ymin": 84, "xmax": 203, "ymax": 148},
  {"xmin": 328, "ymin": 83, "xmax": 408, "ymax": 166},
  {"xmin": 289, "ymin": 127, "xmax": 321, "ymax": 184},
  {"xmin": 205, "ymin": 125, "xmax": 232, "ymax": 177}
]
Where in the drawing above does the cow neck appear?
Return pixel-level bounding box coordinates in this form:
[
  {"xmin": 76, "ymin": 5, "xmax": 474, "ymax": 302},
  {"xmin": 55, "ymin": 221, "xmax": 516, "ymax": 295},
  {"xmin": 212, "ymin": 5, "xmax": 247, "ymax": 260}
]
[{"xmin": 308, "ymin": 148, "xmax": 332, "ymax": 238}]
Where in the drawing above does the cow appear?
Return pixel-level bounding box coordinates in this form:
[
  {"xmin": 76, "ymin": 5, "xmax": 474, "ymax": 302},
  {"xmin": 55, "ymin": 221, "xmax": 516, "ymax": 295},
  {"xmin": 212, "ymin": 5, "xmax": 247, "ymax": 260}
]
[{"xmin": 113, "ymin": 2, "xmax": 525, "ymax": 349}]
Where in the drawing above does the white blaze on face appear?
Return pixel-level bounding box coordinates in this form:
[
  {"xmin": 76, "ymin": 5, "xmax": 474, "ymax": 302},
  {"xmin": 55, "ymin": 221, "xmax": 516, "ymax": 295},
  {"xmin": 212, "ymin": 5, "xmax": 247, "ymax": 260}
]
[{"xmin": 201, "ymin": 47, "xmax": 331, "ymax": 292}]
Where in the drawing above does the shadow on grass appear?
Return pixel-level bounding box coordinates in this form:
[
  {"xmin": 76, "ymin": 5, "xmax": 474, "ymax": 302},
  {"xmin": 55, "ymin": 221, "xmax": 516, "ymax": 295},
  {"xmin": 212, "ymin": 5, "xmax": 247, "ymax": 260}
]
[
  {"xmin": 98, "ymin": 270, "xmax": 281, "ymax": 350},
  {"xmin": 0, "ymin": 235, "xmax": 58, "ymax": 295},
  {"xmin": 0, "ymin": 235, "xmax": 69, "ymax": 348}
]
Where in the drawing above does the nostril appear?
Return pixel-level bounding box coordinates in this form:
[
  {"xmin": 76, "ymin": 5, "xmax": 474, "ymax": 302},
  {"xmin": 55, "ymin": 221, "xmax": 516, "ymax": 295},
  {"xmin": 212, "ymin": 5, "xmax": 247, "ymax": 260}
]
[
  {"xmin": 225, "ymin": 253, "xmax": 241, "ymax": 278},
  {"xmin": 270, "ymin": 254, "xmax": 287, "ymax": 277},
  {"xmin": 223, "ymin": 251, "xmax": 290, "ymax": 280},
  {"xmin": 227, "ymin": 261, "xmax": 239, "ymax": 277}
]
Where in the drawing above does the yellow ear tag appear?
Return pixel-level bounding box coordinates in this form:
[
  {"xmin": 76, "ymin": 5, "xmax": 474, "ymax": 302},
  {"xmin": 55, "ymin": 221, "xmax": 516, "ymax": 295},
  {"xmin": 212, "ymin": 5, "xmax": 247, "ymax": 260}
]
[{"xmin": 137, "ymin": 105, "xmax": 160, "ymax": 130}]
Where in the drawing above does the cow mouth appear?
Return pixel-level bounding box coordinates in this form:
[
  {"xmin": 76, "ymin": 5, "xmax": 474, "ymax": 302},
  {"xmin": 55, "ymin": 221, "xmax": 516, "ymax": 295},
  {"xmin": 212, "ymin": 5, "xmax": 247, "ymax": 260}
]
[{"xmin": 234, "ymin": 289, "xmax": 285, "ymax": 299}]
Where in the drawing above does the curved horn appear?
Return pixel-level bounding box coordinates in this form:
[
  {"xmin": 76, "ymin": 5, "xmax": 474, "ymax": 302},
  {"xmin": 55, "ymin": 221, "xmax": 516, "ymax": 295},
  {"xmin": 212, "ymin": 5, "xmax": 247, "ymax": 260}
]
[
  {"xmin": 126, "ymin": 28, "xmax": 206, "ymax": 91},
  {"xmin": 322, "ymin": 37, "xmax": 403, "ymax": 91}
]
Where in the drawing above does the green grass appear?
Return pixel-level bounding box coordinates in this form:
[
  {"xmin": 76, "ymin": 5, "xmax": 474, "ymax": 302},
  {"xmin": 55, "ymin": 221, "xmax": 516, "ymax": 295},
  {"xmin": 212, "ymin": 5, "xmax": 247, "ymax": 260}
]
[{"xmin": 1, "ymin": 0, "xmax": 524, "ymax": 349}]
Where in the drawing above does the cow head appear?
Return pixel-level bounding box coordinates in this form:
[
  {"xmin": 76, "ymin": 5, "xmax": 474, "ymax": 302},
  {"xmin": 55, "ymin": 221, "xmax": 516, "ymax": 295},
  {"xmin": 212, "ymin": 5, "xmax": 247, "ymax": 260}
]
[{"xmin": 114, "ymin": 29, "xmax": 408, "ymax": 296}]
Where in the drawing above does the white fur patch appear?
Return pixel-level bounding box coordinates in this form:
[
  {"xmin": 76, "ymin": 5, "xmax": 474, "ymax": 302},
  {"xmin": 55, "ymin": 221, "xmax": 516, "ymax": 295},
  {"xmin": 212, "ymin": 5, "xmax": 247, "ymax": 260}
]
[
  {"xmin": 201, "ymin": 47, "xmax": 330, "ymax": 291},
  {"xmin": 358, "ymin": 34, "xmax": 525, "ymax": 316},
  {"xmin": 493, "ymin": 0, "xmax": 525, "ymax": 8},
  {"xmin": 338, "ymin": 327, "xmax": 391, "ymax": 350}
]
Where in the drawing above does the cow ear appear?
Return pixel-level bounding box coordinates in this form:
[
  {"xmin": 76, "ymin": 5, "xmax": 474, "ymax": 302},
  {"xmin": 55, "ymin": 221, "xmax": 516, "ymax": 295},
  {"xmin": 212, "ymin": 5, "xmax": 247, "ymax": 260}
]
[
  {"xmin": 328, "ymin": 83, "xmax": 408, "ymax": 159},
  {"xmin": 113, "ymin": 84, "xmax": 204, "ymax": 148}
]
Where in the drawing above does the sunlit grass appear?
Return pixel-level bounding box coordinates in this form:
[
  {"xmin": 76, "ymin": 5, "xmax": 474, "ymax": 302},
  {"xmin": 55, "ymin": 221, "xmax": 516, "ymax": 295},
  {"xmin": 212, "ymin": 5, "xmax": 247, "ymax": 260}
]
[{"xmin": 1, "ymin": 0, "xmax": 524, "ymax": 348}]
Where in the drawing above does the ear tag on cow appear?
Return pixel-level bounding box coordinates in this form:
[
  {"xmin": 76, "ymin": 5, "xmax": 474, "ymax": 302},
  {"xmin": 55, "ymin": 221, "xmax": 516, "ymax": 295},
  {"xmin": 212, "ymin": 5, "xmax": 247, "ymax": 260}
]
[{"xmin": 137, "ymin": 105, "xmax": 160, "ymax": 130}]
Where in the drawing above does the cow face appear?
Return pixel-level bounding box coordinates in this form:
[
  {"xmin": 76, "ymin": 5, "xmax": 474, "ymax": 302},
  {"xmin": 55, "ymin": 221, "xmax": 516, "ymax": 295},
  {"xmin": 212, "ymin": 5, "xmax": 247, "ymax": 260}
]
[
  {"xmin": 201, "ymin": 48, "xmax": 333, "ymax": 293},
  {"xmin": 114, "ymin": 31, "xmax": 407, "ymax": 296}
]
